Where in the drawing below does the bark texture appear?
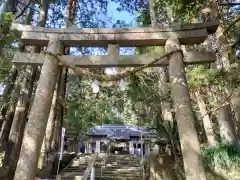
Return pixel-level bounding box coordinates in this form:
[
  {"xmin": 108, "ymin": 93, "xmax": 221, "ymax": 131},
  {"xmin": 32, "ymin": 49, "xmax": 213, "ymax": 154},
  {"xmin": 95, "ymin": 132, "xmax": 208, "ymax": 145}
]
[
  {"xmin": 0, "ymin": 66, "xmax": 18, "ymax": 141},
  {"xmin": 218, "ymin": 102, "xmax": 239, "ymax": 145},
  {"xmin": 231, "ymin": 90, "xmax": 240, "ymax": 135},
  {"xmin": 3, "ymin": 68, "xmax": 38, "ymax": 180},
  {"xmin": 13, "ymin": 38, "xmax": 62, "ymax": 180},
  {"xmin": 166, "ymin": 38, "xmax": 206, "ymax": 180},
  {"xmin": 40, "ymin": 69, "xmax": 67, "ymax": 177},
  {"xmin": 40, "ymin": 79, "xmax": 59, "ymax": 178},
  {"xmin": 0, "ymin": 82, "xmax": 20, "ymax": 149},
  {"xmin": 195, "ymin": 91, "xmax": 217, "ymax": 146}
]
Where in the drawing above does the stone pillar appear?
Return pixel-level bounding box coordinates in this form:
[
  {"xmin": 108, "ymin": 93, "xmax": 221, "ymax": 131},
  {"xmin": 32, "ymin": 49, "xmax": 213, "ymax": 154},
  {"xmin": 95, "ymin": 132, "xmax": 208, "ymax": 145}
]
[
  {"xmin": 85, "ymin": 142, "xmax": 88, "ymax": 153},
  {"xmin": 166, "ymin": 38, "xmax": 206, "ymax": 180},
  {"xmin": 129, "ymin": 141, "xmax": 134, "ymax": 154},
  {"xmin": 89, "ymin": 143, "xmax": 91, "ymax": 153},
  {"xmin": 95, "ymin": 140, "xmax": 100, "ymax": 153},
  {"xmin": 13, "ymin": 37, "xmax": 62, "ymax": 180}
]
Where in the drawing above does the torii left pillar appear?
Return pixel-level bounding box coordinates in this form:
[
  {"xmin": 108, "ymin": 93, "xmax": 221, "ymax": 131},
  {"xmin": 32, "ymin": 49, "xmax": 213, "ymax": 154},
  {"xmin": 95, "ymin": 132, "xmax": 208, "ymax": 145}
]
[{"xmin": 13, "ymin": 36, "xmax": 63, "ymax": 180}]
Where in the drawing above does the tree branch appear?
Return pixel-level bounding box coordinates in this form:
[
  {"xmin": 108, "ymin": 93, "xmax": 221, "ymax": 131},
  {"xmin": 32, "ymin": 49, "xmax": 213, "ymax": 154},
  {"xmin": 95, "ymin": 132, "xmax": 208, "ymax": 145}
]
[
  {"xmin": 14, "ymin": 0, "xmax": 32, "ymax": 20},
  {"xmin": 223, "ymin": 15, "xmax": 240, "ymax": 35},
  {"xmin": 201, "ymin": 101, "xmax": 231, "ymax": 118}
]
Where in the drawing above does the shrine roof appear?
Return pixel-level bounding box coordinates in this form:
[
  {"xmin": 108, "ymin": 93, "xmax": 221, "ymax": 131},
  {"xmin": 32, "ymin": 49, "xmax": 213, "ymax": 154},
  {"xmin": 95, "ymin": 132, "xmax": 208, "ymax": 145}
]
[{"xmin": 87, "ymin": 124, "xmax": 153, "ymax": 140}]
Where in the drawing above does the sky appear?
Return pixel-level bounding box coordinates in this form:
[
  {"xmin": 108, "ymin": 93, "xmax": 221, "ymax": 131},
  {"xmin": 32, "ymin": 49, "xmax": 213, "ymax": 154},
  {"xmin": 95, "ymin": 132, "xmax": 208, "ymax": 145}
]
[
  {"xmin": 70, "ymin": 1, "xmax": 136, "ymax": 57},
  {"xmin": 107, "ymin": 1, "xmax": 136, "ymax": 27},
  {"xmin": 107, "ymin": 1, "xmax": 136, "ymax": 56}
]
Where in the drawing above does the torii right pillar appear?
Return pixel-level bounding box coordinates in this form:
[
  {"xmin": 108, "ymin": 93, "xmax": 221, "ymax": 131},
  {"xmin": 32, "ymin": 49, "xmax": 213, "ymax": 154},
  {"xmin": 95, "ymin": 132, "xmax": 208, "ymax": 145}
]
[{"xmin": 165, "ymin": 38, "xmax": 206, "ymax": 180}]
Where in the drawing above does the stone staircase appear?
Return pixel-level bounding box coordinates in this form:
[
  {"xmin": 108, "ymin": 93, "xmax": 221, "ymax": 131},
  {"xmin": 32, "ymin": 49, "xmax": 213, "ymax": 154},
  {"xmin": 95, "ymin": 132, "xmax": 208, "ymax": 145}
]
[
  {"xmin": 100, "ymin": 154, "xmax": 142, "ymax": 180},
  {"xmin": 58, "ymin": 153, "xmax": 143, "ymax": 180},
  {"xmin": 58, "ymin": 153, "xmax": 103, "ymax": 179}
]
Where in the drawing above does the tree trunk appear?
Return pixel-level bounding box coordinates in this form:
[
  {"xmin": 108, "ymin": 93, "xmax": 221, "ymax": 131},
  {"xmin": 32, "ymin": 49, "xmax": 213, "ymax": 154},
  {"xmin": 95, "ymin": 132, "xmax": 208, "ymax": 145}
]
[
  {"xmin": 0, "ymin": 1, "xmax": 36, "ymax": 147},
  {"xmin": 3, "ymin": 68, "xmax": 38, "ymax": 180},
  {"xmin": 195, "ymin": 91, "xmax": 217, "ymax": 146},
  {"xmin": 40, "ymin": 68, "xmax": 67, "ymax": 177},
  {"xmin": 0, "ymin": 80, "xmax": 21, "ymax": 149},
  {"xmin": 158, "ymin": 68, "xmax": 173, "ymax": 124},
  {"xmin": 13, "ymin": 37, "xmax": 62, "ymax": 180},
  {"xmin": 166, "ymin": 38, "xmax": 206, "ymax": 180},
  {"xmin": 148, "ymin": 0, "xmax": 173, "ymax": 125},
  {"xmin": 148, "ymin": 0, "xmax": 157, "ymax": 26},
  {"xmin": 231, "ymin": 90, "xmax": 240, "ymax": 135},
  {"xmin": 0, "ymin": 66, "xmax": 18, "ymax": 131},
  {"xmin": 217, "ymin": 102, "xmax": 239, "ymax": 145},
  {"xmin": 0, "ymin": 65, "xmax": 18, "ymax": 114},
  {"xmin": 52, "ymin": 67, "xmax": 67, "ymax": 154},
  {"xmin": 40, "ymin": 73, "xmax": 60, "ymax": 178}
]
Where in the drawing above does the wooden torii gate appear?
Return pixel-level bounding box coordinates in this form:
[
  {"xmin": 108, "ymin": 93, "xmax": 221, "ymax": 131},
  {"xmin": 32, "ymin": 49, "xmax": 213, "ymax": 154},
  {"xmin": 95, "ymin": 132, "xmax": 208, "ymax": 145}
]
[{"xmin": 11, "ymin": 21, "xmax": 218, "ymax": 180}]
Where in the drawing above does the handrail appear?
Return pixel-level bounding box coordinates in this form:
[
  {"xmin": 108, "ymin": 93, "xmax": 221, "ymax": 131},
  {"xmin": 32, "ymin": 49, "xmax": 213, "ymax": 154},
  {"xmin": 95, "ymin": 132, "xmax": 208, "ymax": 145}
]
[
  {"xmin": 140, "ymin": 154, "xmax": 149, "ymax": 180},
  {"xmin": 56, "ymin": 152, "xmax": 79, "ymax": 179},
  {"xmin": 100, "ymin": 140, "xmax": 111, "ymax": 177},
  {"xmin": 140, "ymin": 156, "xmax": 145, "ymax": 180},
  {"xmin": 81, "ymin": 152, "xmax": 98, "ymax": 180}
]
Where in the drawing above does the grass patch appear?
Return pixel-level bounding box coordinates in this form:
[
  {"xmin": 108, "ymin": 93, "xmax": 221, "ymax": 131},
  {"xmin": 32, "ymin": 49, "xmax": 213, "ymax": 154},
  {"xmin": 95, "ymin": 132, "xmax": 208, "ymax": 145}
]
[{"xmin": 202, "ymin": 143, "xmax": 240, "ymax": 180}]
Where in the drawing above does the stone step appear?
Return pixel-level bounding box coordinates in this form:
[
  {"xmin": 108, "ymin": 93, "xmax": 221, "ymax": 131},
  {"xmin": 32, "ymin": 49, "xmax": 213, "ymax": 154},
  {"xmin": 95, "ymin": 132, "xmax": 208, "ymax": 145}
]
[
  {"xmin": 64, "ymin": 167, "xmax": 141, "ymax": 173},
  {"xmin": 104, "ymin": 163, "xmax": 140, "ymax": 167},
  {"xmin": 60, "ymin": 176, "xmax": 141, "ymax": 180},
  {"xmin": 105, "ymin": 161, "xmax": 140, "ymax": 165},
  {"xmin": 62, "ymin": 172, "xmax": 141, "ymax": 177},
  {"xmin": 107, "ymin": 155, "xmax": 139, "ymax": 158},
  {"xmin": 106, "ymin": 159, "xmax": 140, "ymax": 163},
  {"xmin": 64, "ymin": 166, "xmax": 141, "ymax": 172},
  {"xmin": 59, "ymin": 154, "xmax": 142, "ymax": 180},
  {"xmin": 65, "ymin": 165, "xmax": 141, "ymax": 172}
]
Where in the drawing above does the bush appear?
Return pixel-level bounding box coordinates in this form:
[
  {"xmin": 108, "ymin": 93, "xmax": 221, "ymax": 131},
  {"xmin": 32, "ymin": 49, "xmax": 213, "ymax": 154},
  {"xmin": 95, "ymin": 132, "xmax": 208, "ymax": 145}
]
[
  {"xmin": 202, "ymin": 143, "xmax": 240, "ymax": 179},
  {"xmin": 202, "ymin": 143, "xmax": 240, "ymax": 170}
]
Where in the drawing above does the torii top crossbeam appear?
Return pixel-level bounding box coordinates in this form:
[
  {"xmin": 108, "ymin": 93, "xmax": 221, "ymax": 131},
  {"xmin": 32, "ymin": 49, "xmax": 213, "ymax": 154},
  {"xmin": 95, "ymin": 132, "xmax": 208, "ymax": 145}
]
[{"xmin": 11, "ymin": 21, "xmax": 218, "ymax": 47}]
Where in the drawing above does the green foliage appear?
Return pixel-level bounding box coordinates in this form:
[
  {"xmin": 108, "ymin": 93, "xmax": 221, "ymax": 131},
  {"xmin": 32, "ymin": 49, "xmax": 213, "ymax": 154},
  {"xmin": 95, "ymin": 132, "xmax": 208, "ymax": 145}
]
[
  {"xmin": 134, "ymin": 0, "xmax": 205, "ymax": 25},
  {"xmin": 0, "ymin": 13, "xmax": 20, "ymax": 83},
  {"xmin": 64, "ymin": 76, "xmax": 126, "ymax": 135},
  {"xmin": 0, "ymin": 12, "xmax": 19, "ymax": 43},
  {"xmin": 187, "ymin": 64, "xmax": 240, "ymax": 94},
  {"xmin": 0, "ymin": 12, "xmax": 13, "ymax": 34},
  {"xmin": 187, "ymin": 65, "xmax": 216, "ymax": 90},
  {"xmin": 168, "ymin": 0, "xmax": 205, "ymax": 20},
  {"xmin": 203, "ymin": 143, "xmax": 240, "ymax": 170}
]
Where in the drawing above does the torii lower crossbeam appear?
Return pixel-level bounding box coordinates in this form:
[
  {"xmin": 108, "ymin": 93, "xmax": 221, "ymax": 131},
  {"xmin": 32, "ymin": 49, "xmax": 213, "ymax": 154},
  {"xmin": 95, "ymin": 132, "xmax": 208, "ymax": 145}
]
[{"xmin": 13, "ymin": 51, "xmax": 216, "ymax": 67}]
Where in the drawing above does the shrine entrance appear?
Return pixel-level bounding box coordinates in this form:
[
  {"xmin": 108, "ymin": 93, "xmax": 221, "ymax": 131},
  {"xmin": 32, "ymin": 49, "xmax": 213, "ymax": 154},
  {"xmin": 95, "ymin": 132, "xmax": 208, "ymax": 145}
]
[
  {"xmin": 110, "ymin": 142, "xmax": 128, "ymax": 154},
  {"xmin": 11, "ymin": 20, "xmax": 219, "ymax": 180}
]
